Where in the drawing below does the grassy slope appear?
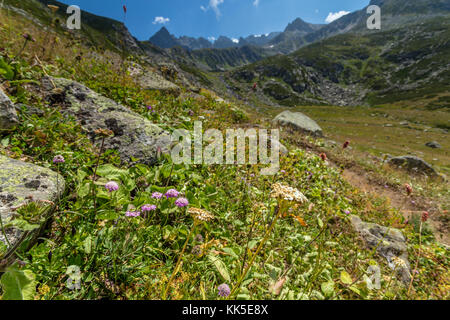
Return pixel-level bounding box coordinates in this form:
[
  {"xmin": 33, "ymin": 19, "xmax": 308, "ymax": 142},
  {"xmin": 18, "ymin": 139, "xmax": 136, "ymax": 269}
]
[
  {"xmin": 0, "ymin": 3, "xmax": 448, "ymax": 301},
  {"xmin": 231, "ymin": 16, "xmax": 450, "ymax": 106}
]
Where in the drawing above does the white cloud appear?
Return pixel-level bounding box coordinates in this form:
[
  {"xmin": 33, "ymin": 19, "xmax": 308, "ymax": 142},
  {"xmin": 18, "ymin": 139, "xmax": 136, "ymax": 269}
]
[
  {"xmin": 325, "ymin": 11, "xmax": 350, "ymax": 23},
  {"xmin": 153, "ymin": 16, "xmax": 170, "ymax": 24},
  {"xmin": 208, "ymin": 0, "xmax": 225, "ymax": 17},
  {"xmin": 232, "ymin": 38, "xmax": 239, "ymax": 43},
  {"xmin": 208, "ymin": 36, "xmax": 216, "ymax": 42},
  {"xmin": 253, "ymin": 0, "xmax": 260, "ymax": 7}
]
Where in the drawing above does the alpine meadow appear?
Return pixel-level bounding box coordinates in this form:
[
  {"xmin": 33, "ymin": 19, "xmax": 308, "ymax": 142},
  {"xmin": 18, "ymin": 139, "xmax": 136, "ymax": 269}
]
[{"xmin": 0, "ymin": 0, "xmax": 449, "ymax": 303}]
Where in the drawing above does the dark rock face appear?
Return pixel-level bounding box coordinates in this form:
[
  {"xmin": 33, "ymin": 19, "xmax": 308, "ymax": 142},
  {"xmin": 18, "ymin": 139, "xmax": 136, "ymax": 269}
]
[
  {"xmin": 0, "ymin": 88, "xmax": 19, "ymax": 131},
  {"xmin": 42, "ymin": 77, "xmax": 171, "ymax": 165},
  {"xmin": 0, "ymin": 155, "xmax": 65, "ymax": 247},
  {"xmin": 388, "ymin": 156, "xmax": 438, "ymax": 177},
  {"xmin": 350, "ymin": 215, "xmax": 411, "ymax": 284}
]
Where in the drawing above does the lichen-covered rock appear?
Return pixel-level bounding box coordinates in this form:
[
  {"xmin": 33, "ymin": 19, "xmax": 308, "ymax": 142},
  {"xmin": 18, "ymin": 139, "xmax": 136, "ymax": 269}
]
[
  {"xmin": 273, "ymin": 111, "xmax": 323, "ymax": 137},
  {"xmin": 388, "ymin": 155, "xmax": 438, "ymax": 177},
  {"xmin": 0, "ymin": 155, "xmax": 65, "ymax": 246},
  {"xmin": 42, "ymin": 77, "xmax": 171, "ymax": 165},
  {"xmin": 0, "ymin": 87, "xmax": 19, "ymax": 131},
  {"xmin": 350, "ymin": 215, "xmax": 411, "ymax": 284}
]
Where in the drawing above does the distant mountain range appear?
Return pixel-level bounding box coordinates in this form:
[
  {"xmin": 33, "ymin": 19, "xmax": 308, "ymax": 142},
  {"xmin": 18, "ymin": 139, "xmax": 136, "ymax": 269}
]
[
  {"xmin": 6, "ymin": 0, "xmax": 450, "ymax": 108},
  {"xmin": 225, "ymin": 0, "xmax": 450, "ymax": 106},
  {"xmin": 147, "ymin": 17, "xmax": 324, "ymax": 53}
]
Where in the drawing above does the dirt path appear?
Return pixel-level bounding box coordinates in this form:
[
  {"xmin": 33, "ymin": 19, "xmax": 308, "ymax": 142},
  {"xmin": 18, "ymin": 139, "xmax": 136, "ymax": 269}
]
[
  {"xmin": 290, "ymin": 136, "xmax": 449, "ymax": 245},
  {"xmin": 342, "ymin": 165, "xmax": 449, "ymax": 246}
]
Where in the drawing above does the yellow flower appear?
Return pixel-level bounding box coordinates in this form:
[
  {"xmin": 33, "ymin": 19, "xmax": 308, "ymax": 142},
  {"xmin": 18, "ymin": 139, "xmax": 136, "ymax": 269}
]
[{"xmin": 270, "ymin": 183, "xmax": 308, "ymax": 203}]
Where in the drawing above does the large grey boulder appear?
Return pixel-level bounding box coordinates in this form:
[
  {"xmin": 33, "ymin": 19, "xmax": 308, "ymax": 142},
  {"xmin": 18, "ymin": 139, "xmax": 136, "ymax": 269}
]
[
  {"xmin": 0, "ymin": 88, "xmax": 19, "ymax": 131},
  {"xmin": 273, "ymin": 111, "xmax": 323, "ymax": 137},
  {"xmin": 388, "ymin": 155, "xmax": 438, "ymax": 177},
  {"xmin": 42, "ymin": 77, "xmax": 171, "ymax": 165},
  {"xmin": 350, "ymin": 215, "xmax": 411, "ymax": 284},
  {"xmin": 0, "ymin": 155, "xmax": 65, "ymax": 247}
]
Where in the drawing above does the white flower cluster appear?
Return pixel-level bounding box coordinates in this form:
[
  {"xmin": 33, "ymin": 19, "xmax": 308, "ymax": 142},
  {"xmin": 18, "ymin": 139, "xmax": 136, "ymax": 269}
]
[
  {"xmin": 188, "ymin": 208, "xmax": 215, "ymax": 222},
  {"xmin": 271, "ymin": 183, "xmax": 308, "ymax": 203}
]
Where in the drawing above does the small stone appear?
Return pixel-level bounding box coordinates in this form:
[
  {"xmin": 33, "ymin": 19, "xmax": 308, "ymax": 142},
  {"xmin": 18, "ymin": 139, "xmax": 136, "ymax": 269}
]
[
  {"xmin": 388, "ymin": 156, "xmax": 438, "ymax": 177},
  {"xmin": 0, "ymin": 88, "xmax": 19, "ymax": 131},
  {"xmin": 425, "ymin": 141, "xmax": 442, "ymax": 149}
]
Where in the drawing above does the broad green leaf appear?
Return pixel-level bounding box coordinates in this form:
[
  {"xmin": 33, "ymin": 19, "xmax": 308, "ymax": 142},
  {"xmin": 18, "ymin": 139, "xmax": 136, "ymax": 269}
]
[
  {"xmin": 317, "ymin": 217, "xmax": 324, "ymax": 229},
  {"xmin": 321, "ymin": 280, "xmax": 335, "ymax": 298},
  {"xmin": 222, "ymin": 247, "xmax": 239, "ymax": 260},
  {"xmin": 6, "ymin": 219, "xmax": 40, "ymax": 232},
  {"xmin": 83, "ymin": 236, "xmax": 93, "ymax": 254},
  {"xmin": 96, "ymin": 164, "xmax": 128, "ymax": 180},
  {"xmin": 349, "ymin": 285, "xmax": 361, "ymax": 296},
  {"xmin": 208, "ymin": 254, "xmax": 231, "ymax": 283},
  {"xmin": 0, "ymin": 57, "xmax": 14, "ymax": 80},
  {"xmin": 1, "ymin": 137, "xmax": 9, "ymax": 147},
  {"xmin": 341, "ymin": 270, "xmax": 353, "ymax": 285},
  {"xmin": 0, "ymin": 264, "xmax": 36, "ymax": 300}
]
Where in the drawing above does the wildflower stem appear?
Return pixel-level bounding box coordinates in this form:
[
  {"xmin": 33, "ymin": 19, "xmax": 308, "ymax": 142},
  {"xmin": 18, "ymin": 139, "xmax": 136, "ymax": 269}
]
[
  {"xmin": 407, "ymin": 220, "xmax": 423, "ymax": 296},
  {"xmin": 92, "ymin": 136, "xmax": 106, "ymax": 214},
  {"xmin": 162, "ymin": 221, "xmax": 197, "ymax": 300},
  {"xmin": 0, "ymin": 210, "xmax": 11, "ymax": 248},
  {"xmin": 229, "ymin": 203, "xmax": 283, "ymax": 298}
]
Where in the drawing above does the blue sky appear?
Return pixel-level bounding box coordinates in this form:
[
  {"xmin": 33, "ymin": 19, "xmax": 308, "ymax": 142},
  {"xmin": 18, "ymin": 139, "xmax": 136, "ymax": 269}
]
[{"xmin": 59, "ymin": 0, "xmax": 370, "ymax": 41}]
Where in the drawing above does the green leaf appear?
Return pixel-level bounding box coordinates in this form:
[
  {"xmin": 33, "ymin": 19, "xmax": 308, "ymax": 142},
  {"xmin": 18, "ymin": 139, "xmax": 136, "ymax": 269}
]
[
  {"xmin": 317, "ymin": 217, "xmax": 324, "ymax": 229},
  {"xmin": 0, "ymin": 264, "xmax": 36, "ymax": 300},
  {"xmin": 0, "ymin": 241, "xmax": 7, "ymax": 258},
  {"xmin": 349, "ymin": 285, "xmax": 361, "ymax": 296},
  {"xmin": 321, "ymin": 280, "xmax": 335, "ymax": 298},
  {"xmin": 1, "ymin": 137, "xmax": 9, "ymax": 147},
  {"xmin": 96, "ymin": 164, "xmax": 128, "ymax": 181},
  {"xmin": 6, "ymin": 219, "xmax": 40, "ymax": 232},
  {"xmin": 0, "ymin": 57, "xmax": 14, "ymax": 80},
  {"xmin": 340, "ymin": 270, "xmax": 353, "ymax": 285},
  {"xmin": 208, "ymin": 254, "xmax": 231, "ymax": 283},
  {"xmin": 96, "ymin": 211, "xmax": 120, "ymax": 221},
  {"xmin": 83, "ymin": 236, "xmax": 93, "ymax": 254}
]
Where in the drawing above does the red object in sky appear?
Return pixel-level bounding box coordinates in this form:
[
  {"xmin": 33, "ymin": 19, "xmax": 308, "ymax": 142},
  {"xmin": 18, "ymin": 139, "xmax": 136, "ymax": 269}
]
[{"xmin": 123, "ymin": 5, "xmax": 127, "ymax": 14}]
